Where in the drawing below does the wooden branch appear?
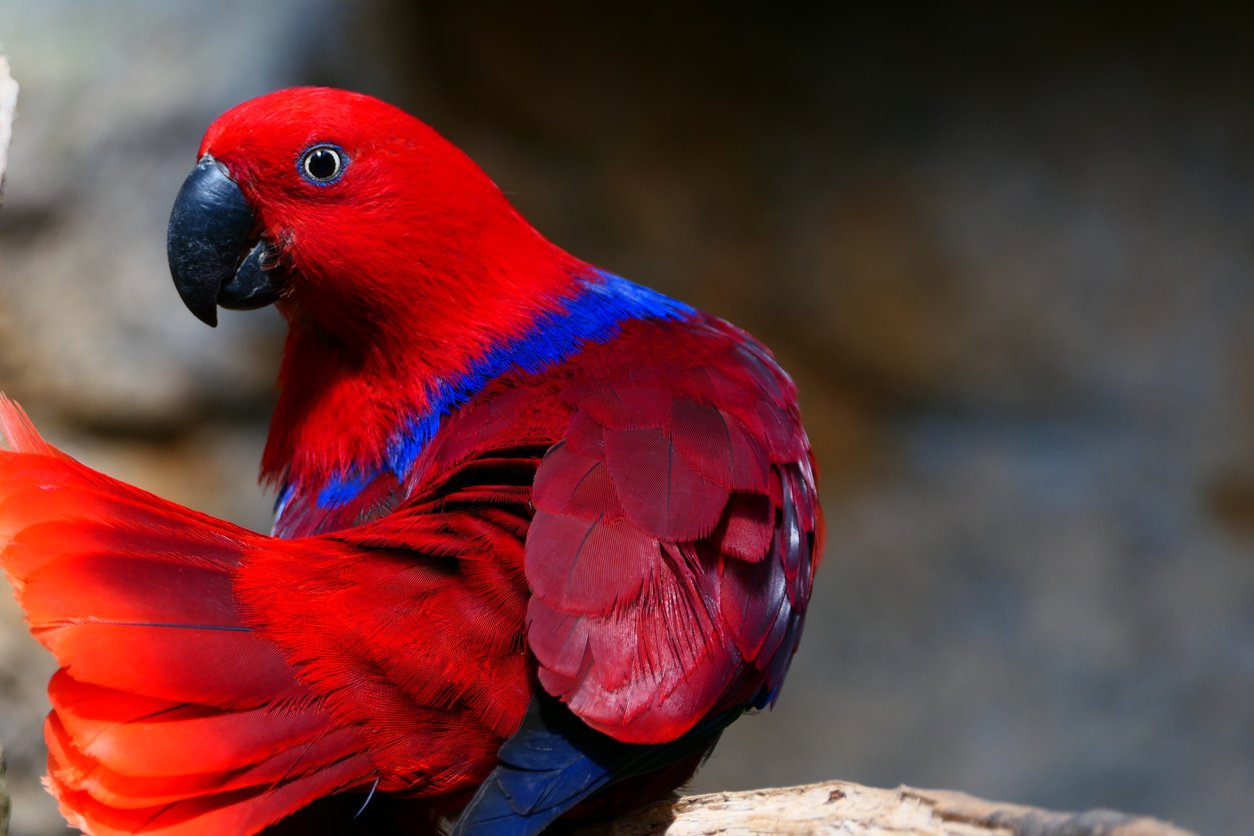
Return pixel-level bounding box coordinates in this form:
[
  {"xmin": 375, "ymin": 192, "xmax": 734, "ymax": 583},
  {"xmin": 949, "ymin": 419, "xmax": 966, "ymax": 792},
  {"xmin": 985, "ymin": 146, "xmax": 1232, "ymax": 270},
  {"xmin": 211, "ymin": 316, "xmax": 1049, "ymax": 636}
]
[
  {"xmin": 0, "ymin": 55, "xmax": 17, "ymax": 203},
  {"xmin": 573, "ymin": 780, "xmax": 1196, "ymax": 836}
]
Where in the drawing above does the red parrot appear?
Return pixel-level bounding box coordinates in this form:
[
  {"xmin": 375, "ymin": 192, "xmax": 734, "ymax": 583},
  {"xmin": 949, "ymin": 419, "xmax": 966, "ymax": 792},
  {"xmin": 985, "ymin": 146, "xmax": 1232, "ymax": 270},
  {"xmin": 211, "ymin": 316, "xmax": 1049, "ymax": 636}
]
[{"xmin": 0, "ymin": 88, "xmax": 822, "ymax": 835}]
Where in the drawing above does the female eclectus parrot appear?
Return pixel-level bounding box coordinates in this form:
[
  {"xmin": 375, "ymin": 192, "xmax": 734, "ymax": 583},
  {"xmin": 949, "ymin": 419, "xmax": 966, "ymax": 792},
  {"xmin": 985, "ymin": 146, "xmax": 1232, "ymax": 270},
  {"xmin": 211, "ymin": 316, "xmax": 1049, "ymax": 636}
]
[{"xmin": 0, "ymin": 88, "xmax": 822, "ymax": 835}]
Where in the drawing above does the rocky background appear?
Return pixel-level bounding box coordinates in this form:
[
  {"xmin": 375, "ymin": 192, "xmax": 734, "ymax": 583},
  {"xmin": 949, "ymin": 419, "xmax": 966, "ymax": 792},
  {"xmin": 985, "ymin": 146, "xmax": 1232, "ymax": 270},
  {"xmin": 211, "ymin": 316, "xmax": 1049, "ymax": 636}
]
[{"xmin": 2, "ymin": 3, "xmax": 1253, "ymax": 834}]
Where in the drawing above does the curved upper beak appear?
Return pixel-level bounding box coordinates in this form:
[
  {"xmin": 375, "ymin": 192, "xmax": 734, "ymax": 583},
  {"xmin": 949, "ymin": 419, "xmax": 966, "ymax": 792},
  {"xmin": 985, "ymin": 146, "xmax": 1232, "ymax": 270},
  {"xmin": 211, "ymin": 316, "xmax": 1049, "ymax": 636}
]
[{"xmin": 167, "ymin": 156, "xmax": 281, "ymax": 326}]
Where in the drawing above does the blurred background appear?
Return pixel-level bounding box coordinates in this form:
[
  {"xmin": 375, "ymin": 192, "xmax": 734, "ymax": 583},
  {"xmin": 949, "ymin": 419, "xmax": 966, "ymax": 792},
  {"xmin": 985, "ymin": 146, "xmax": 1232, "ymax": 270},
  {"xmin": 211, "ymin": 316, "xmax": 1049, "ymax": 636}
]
[{"xmin": 2, "ymin": 3, "xmax": 1253, "ymax": 834}]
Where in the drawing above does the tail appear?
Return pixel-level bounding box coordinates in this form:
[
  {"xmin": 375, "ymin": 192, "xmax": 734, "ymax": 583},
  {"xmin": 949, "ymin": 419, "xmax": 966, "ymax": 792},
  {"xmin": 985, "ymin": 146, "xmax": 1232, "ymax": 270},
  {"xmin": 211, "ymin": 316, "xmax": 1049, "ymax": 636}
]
[{"xmin": 0, "ymin": 398, "xmax": 376, "ymax": 835}]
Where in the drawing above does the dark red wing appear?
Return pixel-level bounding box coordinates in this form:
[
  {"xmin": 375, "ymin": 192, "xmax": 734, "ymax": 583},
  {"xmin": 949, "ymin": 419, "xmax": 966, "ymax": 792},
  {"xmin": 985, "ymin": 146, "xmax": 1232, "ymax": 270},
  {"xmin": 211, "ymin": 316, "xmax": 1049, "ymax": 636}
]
[{"xmin": 524, "ymin": 322, "xmax": 822, "ymax": 744}]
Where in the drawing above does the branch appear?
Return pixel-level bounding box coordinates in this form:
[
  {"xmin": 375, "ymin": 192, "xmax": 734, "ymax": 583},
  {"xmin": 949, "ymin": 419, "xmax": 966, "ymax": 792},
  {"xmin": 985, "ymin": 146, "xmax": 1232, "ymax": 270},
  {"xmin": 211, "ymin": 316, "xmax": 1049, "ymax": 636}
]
[
  {"xmin": 0, "ymin": 55, "xmax": 17, "ymax": 203},
  {"xmin": 573, "ymin": 780, "xmax": 1196, "ymax": 836}
]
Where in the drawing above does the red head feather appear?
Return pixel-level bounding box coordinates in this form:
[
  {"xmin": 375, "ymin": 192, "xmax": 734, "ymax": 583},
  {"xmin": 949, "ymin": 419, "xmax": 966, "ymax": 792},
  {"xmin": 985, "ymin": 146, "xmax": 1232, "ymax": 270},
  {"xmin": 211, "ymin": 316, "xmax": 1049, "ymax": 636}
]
[{"xmin": 198, "ymin": 88, "xmax": 586, "ymax": 488}]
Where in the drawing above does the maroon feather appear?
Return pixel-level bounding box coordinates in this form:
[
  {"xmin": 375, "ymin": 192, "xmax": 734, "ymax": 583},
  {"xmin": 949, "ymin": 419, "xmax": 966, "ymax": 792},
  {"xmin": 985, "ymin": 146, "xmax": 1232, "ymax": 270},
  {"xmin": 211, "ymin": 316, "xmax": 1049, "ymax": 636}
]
[
  {"xmin": 526, "ymin": 510, "xmax": 656, "ymax": 614},
  {"xmin": 524, "ymin": 320, "xmax": 821, "ymax": 747},
  {"xmin": 603, "ymin": 426, "xmax": 729, "ymax": 541},
  {"xmin": 670, "ymin": 399, "xmax": 771, "ymax": 492},
  {"xmin": 712, "ymin": 493, "xmax": 775, "ymax": 563}
]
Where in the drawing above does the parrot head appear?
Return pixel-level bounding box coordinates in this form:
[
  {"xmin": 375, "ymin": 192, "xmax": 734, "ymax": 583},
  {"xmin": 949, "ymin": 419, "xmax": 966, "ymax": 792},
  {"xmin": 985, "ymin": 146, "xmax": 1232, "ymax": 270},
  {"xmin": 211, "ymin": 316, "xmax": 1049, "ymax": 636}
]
[
  {"xmin": 167, "ymin": 87, "xmax": 594, "ymax": 484},
  {"xmin": 167, "ymin": 87, "xmax": 579, "ymax": 341}
]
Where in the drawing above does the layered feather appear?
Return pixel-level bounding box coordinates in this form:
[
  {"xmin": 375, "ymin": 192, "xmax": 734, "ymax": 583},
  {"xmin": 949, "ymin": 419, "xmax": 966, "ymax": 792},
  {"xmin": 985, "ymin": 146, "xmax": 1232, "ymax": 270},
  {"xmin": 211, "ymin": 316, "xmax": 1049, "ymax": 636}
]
[
  {"xmin": 0, "ymin": 399, "xmax": 376, "ymax": 835},
  {"xmin": 523, "ymin": 318, "xmax": 821, "ymax": 745},
  {"xmin": 0, "ymin": 400, "xmax": 540, "ymax": 832}
]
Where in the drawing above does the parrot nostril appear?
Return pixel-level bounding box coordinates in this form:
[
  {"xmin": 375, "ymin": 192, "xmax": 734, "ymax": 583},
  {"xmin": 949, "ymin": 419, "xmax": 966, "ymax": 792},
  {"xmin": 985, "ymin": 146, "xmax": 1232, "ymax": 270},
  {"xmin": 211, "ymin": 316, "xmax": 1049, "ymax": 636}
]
[{"xmin": 197, "ymin": 153, "xmax": 240, "ymax": 186}]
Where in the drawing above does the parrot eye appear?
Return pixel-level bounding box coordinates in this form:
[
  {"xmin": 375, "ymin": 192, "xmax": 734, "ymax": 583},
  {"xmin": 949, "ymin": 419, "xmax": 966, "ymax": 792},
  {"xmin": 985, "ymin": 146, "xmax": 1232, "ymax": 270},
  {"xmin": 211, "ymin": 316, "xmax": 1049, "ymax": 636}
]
[{"xmin": 299, "ymin": 145, "xmax": 346, "ymax": 185}]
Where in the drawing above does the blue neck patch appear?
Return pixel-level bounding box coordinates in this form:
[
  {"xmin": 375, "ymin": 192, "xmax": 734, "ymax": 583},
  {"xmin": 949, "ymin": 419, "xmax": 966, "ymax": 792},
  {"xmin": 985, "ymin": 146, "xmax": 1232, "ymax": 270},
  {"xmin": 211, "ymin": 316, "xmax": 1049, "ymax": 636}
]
[{"xmin": 312, "ymin": 271, "xmax": 694, "ymax": 509}]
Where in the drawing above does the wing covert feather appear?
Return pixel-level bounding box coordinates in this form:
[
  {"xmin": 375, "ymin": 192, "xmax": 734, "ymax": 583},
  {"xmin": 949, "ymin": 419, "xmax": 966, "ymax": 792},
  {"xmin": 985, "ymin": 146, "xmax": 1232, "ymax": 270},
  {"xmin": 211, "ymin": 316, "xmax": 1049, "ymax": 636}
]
[{"xmin": 524, "ymin": 325, "xmax": 821, "ymax": 744}]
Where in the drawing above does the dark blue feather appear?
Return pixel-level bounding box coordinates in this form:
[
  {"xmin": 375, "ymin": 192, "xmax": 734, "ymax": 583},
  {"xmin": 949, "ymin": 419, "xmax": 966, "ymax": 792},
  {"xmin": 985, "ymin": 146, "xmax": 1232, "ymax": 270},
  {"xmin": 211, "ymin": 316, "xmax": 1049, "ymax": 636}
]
[{"xmin": 452, "ymin": 695, "xmax": 739, "ymax": 836}]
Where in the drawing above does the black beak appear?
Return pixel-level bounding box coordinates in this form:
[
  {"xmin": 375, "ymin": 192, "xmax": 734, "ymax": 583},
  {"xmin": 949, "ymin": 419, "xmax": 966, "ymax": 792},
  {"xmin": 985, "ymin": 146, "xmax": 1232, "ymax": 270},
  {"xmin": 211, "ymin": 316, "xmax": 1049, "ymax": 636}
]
[{"xmin": 167, "ymin": 155, "xmax": 281, "ymax": 326}]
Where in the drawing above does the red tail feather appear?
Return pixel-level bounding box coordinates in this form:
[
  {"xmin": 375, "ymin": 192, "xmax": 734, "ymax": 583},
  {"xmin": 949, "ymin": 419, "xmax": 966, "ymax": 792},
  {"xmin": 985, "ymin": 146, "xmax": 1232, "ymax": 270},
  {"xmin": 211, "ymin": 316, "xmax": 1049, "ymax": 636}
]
[
  {"xmin": 0, "ymin": 397, "xmax": 376, "ymax": 834},
  {"xmin": 0, "ymin": 396, "xmax": 59, "ymax": 457}
]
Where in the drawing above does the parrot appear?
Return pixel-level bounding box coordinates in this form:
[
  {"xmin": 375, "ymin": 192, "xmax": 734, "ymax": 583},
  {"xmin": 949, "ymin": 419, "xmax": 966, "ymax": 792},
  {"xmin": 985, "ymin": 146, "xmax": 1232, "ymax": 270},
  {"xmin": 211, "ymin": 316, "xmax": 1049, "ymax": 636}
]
[{"xmin": 0, "ymin": 87, "xmax": 822, "ymax": 835}]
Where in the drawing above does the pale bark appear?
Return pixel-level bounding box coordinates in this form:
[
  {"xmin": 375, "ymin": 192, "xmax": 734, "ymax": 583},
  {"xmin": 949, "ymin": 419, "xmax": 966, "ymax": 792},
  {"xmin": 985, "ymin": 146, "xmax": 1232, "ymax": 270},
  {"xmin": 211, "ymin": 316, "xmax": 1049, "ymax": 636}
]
[
  {"xmin": 575, "ymin": 780, "xmax": 1196, "ymax": 836},
  {"xmin": 0, "ymin": 55, "xmax": 16, "ymax": 201}
]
